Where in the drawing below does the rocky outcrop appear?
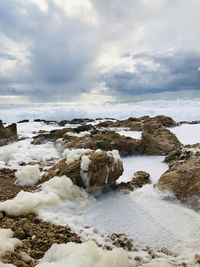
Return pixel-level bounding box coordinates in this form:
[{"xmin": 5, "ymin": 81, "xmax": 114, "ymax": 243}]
[
  {"xmin": 32, "ymin": 125, "xmax": 94, "ymax": 145},
  {"xmin": 116, "ymin": 171, "xmax": 150, "ymax": 192},
  {"xmin": 138, "ymin": 123, "xmax": 182, "ymax": 155},
  {"xmin": 157, "ymin": 151, "xmax": 200, "ymax": 201},
  {"xmin": 0, "ymin": 120, "xmax": 17, "ymax": 146},
  {"xmin": 32, "ymin": 128, "xmax": 74, "ymax": 144},
  {"xmin": 96, "ymin": 115, "xmax": 177, "ymax": 130},
  {"xmin": 63, "ymin": 131, "xmax": 139, "ymax": 156},
  {"xmin": 42, "ymin": 150, "xmax": 124, "ymax": 192},
  {"xmin": 32, "ymin": 116, "xmax": 180, "ymax": 156}
]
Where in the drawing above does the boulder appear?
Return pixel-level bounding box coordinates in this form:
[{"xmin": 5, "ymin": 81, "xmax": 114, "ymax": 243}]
[
  {"xmin": 0, "ymin": 120, "xmax": 17, "ymax": 146},
  {"xmin": 42, "ymin": 149, "xmax": 124, "ymax": 192},
  {"xmin": 138, "ymin": 123, "xmax": 182, "ymax": 155},
  {"xmin": 156, "ymin": 152, "xmax": 200, "ymax": 200}
]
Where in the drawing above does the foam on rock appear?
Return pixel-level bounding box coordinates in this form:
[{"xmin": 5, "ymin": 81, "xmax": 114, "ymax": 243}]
[
  {"xmin": 62, "ymin": 148, "xmax": 91, "ymax": 164},
  {"xmin": 0, "ymin": 176, "xmax": 89, "ymax": 216},
  {"xmin": 15, "ymin": 164, "xmax": 40, "ymax": 186},
  {"xmin": 0, "ymin": 228, "xmax": 21, "ymax": 257},
  {"xmin": 44, "ymin": 149, "xmax": 124, "ymax": 192},
  {"xmin": 36, "ymin": 240, "xmax": 129, "ymax": 267}
]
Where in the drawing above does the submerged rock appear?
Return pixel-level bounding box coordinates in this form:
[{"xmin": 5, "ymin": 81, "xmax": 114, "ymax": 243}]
[
  {"xmin": 0, "ymin": 120, "xmax": 17, "ymax": 146},
  {"xmin": 42, "ymin": 149, "xmax": 123, "ymax": 192},
  {"xmin": 157, "ymin": 151, "xmax": 200, "ymax": 201},
  {"xmin": 116, "ymin": 171, "xmax": 150, "ymax": 192}
]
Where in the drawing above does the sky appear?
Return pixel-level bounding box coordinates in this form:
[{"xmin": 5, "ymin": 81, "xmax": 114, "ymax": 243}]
[{"xmin": 0, "ymin": 0, "xmax": 200, "ymax": 104}]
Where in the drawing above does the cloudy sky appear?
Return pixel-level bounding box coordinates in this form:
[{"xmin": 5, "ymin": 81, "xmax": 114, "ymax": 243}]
[{"xmin": 0, "ymin": 0, "xmax": 200, "ymax": 103}]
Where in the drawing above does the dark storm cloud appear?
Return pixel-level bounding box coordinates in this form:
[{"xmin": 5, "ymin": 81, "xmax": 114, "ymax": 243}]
[
  {"xmin": 0, "ymin": 0, "xmax": 99, "ymax": 101},
  {"xmin": 0, "ymin": 0, "xmax": 200, "ymax": 102},
  {"xmin": 104, "ymin": 51, "xmax": 200, "ymax": 95}
]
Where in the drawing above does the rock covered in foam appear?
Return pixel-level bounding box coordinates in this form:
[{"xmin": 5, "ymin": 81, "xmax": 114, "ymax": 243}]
[
  {"xmin": 0, "ymin": 229, "xmax": 21, "ymax": 257},
  {"xmin": 42, "ymin": 149, "xmax": 124, "ymax": 192},
  {"xmin": 15, "ymin": 164, "xmax": 41, "ymax": 186},
  {"xmin": 0, "ymin": 176, "xmax": 88, "ymax": 216},
  {"xmin": 36, "ymin": 240, "xmax": 129, "ymax": 267}
]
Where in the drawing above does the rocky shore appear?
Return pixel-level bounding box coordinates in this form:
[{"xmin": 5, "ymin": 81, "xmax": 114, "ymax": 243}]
[{"xmin": 0, "ymin": 116, "xmax": 199, "ymax": 267}]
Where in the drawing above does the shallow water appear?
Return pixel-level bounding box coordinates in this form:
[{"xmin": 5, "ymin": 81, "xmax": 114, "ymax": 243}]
[
  {"xmin": 170, "ymin": 124, "xmax": 200, "ymax": 145},
  {"xmin": 39, "ymin": 156, "xmax": 200, "ymax": 250}
]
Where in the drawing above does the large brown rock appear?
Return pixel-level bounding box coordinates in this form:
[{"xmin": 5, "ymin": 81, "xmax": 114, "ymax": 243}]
[
  {"xmin": 156, "ymin": 152, "xmax": 200, "ymax": 200},
  {"xmin": 63, "ymin": 131, "xmax": 139, "ymax": 156},
  {"xmin": 138, "ymin": 123, "xmax": 182, "ymax": 155},
  {"xmin": 96, "ymin": 115, "xmax": 176, "ymax": 130},
  {"xmin": 42, "ymin": 150, "xmax": 124, "ymax": 192},
  {"xmin": 0, "ymin": 120, "xmax": 17, "ymax": 146}
]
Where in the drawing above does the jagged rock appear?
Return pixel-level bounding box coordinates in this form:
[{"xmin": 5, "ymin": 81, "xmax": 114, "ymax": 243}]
[
  {"xmin": 42, "ymin": 150, "xmax": 123, "ymax": 192},
  {"xmin": 164, "ymin": 149, "xmax": 192, "ymax": 167},
  {"xmin": 138, "ymin": 123, "xmax": 182, "ymax": 155},
  {"xmin": 150, "ymin": 115, "xmax": 177, "ymax": 127},
  {"xmin": 96, "ymin": 115, "xmax": 176, "ymax": 130},
  {"xmin": 132, "ymin": 171, "xmax": 151, "ymax": 187},
  {"xmin": 63, "ymin": 131, "xmax": 139, "ymax": 156},
  {"xmin": 0, "ymin": 120, "xmax": 17, "ymax": 146},
  {"xmin": 157, "ymin": 152, "xmax": 200, "ymax": 200},
  {"xmin": 32, "ymin": 124, "xmax": 94, "ymax": 145},
  {"xmin": 32, "ymin": 128, "xmax": 74, "ymax": 144}
]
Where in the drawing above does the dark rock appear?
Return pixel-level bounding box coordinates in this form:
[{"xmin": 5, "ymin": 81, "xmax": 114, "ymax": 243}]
[
  {"xmin": 0, "ymin": 120, "xmax": 18, "ymax": 146},
  {"xmin": 14, "ymin": 228, "xmax": 26, "ymax": 240},
  {"xmin": 69, "ymin": 118, "xmax": 95, "ymax": 124},
  {"xmin": 58, "ymin": 120, "xmax": 70, "ymax": 126},
  {"xmin": 73, "ymin": 124, "xmax": 95, "ymax": 133},
  {"xmin": 17, "ymin": 120, "xmax": 29, "ymax": 123}
]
